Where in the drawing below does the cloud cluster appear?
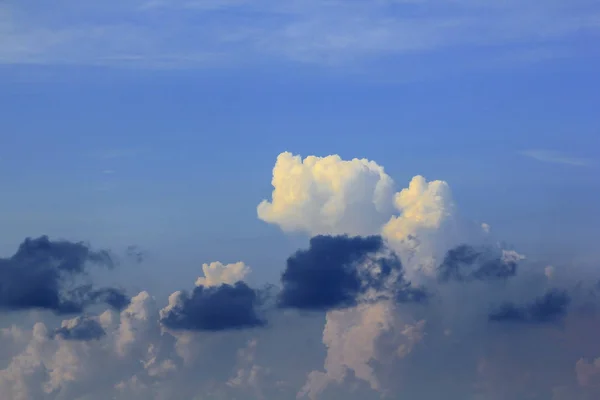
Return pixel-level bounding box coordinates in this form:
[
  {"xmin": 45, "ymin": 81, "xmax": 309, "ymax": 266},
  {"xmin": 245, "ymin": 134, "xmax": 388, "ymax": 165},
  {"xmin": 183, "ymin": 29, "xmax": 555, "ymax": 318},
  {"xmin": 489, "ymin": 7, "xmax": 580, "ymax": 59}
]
[
  {"xmin": 1, "ymin": 151, "xmax": 600, "ymax": 399},
  {"xmin": 0, "ymin": 236, "xmax": 128, "ymax": 314}
]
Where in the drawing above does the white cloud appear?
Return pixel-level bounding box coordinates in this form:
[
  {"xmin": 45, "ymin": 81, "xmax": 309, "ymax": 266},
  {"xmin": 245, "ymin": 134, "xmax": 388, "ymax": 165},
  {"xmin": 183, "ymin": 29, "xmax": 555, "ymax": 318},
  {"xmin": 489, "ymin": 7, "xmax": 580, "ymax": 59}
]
[
  {"xmin": 116, "ymin": 291, "xmax": 157, "ymax": 357},
  {"xmin": 257, "ymin": 152, "xmax": 395, "ymax": 236},
  {"xmin": 195, "ymin": 261, "xmax": 251, "ymax": 287},
  {"xmin": 383, "ymin": 175, "xmax": 455, "ymax": 242}
]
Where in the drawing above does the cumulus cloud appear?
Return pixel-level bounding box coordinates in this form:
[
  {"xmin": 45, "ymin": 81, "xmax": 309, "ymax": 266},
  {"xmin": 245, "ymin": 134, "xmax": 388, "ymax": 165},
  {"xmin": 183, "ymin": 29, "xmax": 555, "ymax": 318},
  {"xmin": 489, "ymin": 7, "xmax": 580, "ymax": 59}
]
[
  {"xmin": 257, "ymin": 152, "xmax": 490, "ymax": 282},
  {"xmin": 159, "ymin": 260, "xmax": 265, "ymax": 332},
  {"xmin": 160, "ymin": 282, "xmax": 266, "ymax": 331},
  {"xmin": 300, "ymin": 301, "xmax": 426, "ymax": 398},
  {"xmin": 382, "ymin": 175, "xmax": 492, "ymax": 281},
  {"xmin": 382, "ymin": 175, "xmax": 455, "ymax": 242},
  {"xmin": 279, "ymin": 235, "xmax": 425, "ymax": 311},
  {"xmin": 195, "ymin": 261, "xmax": 250, "ymax": 287},
  {"xmin": 257, "ymin": 152, "xmax": 395, "ymax": 236}
]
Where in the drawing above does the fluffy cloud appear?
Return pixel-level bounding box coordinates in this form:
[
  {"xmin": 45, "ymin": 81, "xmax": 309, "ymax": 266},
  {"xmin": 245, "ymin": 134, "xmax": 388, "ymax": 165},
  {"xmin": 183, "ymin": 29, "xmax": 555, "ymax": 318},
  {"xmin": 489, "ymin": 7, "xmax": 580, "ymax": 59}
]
[
  {"xmin": 382, "ymin": 175, "xmax": 455, "ymax": 242},
  {"xmin": 299, "ymin": 301, "xmax": 426, "ymax": 398},
  {"xmin": 258, "ymin": 153, "xmax": 490, "ymax": 282},
  {"xmin": 279, "ymin": 234, "xmax": 425, "ymax": 311},
  {"xmin": 195, "ymin": 261, "xmax": 250, "ymax": 287},
  {"xmin": 257, "ymin": 152, "xmax": 395, "ymax": 236}
]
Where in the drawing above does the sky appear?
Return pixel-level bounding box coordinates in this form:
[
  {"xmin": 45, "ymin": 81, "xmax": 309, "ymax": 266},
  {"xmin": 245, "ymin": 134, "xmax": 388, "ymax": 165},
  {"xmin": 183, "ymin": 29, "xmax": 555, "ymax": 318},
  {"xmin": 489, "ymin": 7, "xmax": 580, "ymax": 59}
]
[{"xmin": 1, "ymin": 0, "xmax": 600, "ymax": 399}]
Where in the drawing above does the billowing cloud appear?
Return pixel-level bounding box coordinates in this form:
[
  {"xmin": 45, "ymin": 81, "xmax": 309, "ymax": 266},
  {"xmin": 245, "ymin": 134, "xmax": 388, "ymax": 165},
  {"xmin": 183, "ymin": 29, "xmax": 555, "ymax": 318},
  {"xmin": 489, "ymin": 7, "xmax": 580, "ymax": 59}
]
[
  {"xmin": 279, "ymin": 235, "xmax": 425, "ymax": 311},
  {"xmin": 382, "ymin": 175, "xmax": 493, "ymax": 282},
  {"xmin": 0, "ymin": 236, "xmax": 128, "ymax": 314},
  {"xmin": 382, "ymin": 175, "xmax": 455, "ymax": 242},
  {"xmin": 257, "ymin": 153, "xmax": 489, "ymax": 281},
  {"xmin": 257, "ymin": 152, "xmax": 395, "ymax": 236},
  {"xmin": 299, "ymin": 301, "xmax": 426, "ymax": 398},
  {"xmin": 159, "ymin": 260, "xmax": 263, "ymax": 332},
  {"xmin": 195, "ymin": 261, "xmax": 250, "ymax": 287},
  {"xmin": 160, "ymin": 282, "xmax": 266, "ymax": 331}
]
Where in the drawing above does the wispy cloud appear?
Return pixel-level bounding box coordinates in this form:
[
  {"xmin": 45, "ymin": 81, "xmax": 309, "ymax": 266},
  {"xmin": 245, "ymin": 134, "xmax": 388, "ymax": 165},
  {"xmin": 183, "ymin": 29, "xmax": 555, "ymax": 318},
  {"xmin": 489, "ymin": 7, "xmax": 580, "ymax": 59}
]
[
  {"xmin": 520, "ymin": 150, "xmax": 594, "ymax": 167},
  {"xmin": 1, "ymin": 0, "xmax": 600, "ymax": 69}
]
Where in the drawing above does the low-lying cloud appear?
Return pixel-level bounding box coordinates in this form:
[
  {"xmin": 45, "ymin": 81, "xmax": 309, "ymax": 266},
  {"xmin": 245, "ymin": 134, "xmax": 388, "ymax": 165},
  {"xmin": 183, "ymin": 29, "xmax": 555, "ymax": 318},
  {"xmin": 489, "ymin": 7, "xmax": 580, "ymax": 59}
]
[{"xmin": 0, "ymin": 151, "xmax": 599, "ymax": 400}]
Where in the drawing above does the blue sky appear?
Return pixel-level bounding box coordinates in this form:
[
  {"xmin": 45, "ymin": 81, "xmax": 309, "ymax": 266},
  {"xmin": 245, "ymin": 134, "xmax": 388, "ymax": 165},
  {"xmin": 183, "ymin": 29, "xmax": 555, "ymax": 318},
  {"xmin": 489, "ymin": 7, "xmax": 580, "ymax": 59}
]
[{"xmin": 1, "ymin": 1, "xmax": 600, "ymax": 398}]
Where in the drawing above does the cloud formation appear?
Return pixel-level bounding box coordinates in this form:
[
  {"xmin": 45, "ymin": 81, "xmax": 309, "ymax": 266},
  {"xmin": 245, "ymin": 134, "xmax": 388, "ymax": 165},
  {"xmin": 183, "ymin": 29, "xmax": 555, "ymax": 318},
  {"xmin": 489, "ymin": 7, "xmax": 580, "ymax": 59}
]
[
  {"xmin": 1, "ymin": 151, "xmax": 600, "ymax": 399},
  {"xmin": 0, "ymin": 236, "xmax": 128, "ymax": 314},
  {"xmin": 195, "ymin": 261, "xmax": 250, "ymax": 288},
  {"xmin": 279, "ymin": 234, "xmax": 424, "ymax": 311},
  {"xmin": 160, "ymin": 282, "xmax": 266, "ymax": 331},
  {"xmin": 258, "ymin": 152, "xmax": 394, "ymax": 236},
  {"xmin": 438, "ymin": 244, "xmax": 523, "ymax": 282}
]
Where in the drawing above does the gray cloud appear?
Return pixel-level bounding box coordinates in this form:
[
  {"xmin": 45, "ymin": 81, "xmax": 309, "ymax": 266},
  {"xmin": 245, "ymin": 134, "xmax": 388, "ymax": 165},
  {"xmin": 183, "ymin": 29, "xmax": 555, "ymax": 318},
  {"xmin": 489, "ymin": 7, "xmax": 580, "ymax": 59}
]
[
  {"xmin": 438, "ymin": 245, "xmax": 520, "ymax": 282},
  {"xmin": 0, "ymin": 236, "xmax": 129, "ymax": 314}
]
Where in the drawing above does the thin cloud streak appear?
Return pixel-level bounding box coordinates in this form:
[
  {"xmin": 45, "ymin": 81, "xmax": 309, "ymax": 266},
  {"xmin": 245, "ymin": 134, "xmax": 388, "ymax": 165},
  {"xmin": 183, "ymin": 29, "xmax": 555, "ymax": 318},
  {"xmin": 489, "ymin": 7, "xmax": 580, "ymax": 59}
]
[{"xmin": 520, "ymin": 150, "xmax": 594, "ymax": 167}]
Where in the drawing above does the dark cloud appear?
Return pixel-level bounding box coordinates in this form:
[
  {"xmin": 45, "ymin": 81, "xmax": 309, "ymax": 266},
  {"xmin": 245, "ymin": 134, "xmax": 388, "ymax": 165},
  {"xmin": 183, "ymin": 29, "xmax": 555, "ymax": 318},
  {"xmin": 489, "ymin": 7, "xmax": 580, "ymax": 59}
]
[
  {"xmin": 160, "ymin": 282, "xmax": 265, "ymax": 331},
  {"xmin": 278, "ymin": 235, "xmax": 424, "ymax": 311},
  {"xmin": 0, "ymin": 236, "xmax": 128, "ymax": 314},
  {"xmin": 489, "ymin": 289, "xmax": 571, "ymax": 323},
  {"xmin": 438, "ymin": 245, "xmax": 518, "ymax": 282},
  {"xmin": 53, "ymin": 316, "xmax": 106, "ymax": 341}
]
